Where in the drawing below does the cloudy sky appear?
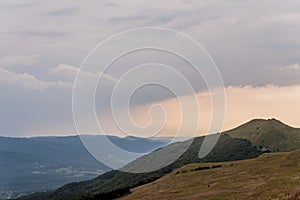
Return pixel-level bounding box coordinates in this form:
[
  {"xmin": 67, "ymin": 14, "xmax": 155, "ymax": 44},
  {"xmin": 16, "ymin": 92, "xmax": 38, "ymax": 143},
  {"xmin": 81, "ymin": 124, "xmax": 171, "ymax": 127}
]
[{"xmin": 0, "ymin": 0, "xmax": 299, "ymax": 137}]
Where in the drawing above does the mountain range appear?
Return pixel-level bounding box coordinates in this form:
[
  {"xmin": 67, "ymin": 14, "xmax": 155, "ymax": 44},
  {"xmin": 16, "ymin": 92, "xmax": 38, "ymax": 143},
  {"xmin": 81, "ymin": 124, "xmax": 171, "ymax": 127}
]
[
  {"xmin": 0, "ymin": 135, "xmax": 168, "ymax": 199},
  {"xmin": 6, "ymin": 118, "xmax": 300, "ymax": 200},
  {"xmin": 18, "ymin": 134, "xmax": 262, "ymax": 200}
]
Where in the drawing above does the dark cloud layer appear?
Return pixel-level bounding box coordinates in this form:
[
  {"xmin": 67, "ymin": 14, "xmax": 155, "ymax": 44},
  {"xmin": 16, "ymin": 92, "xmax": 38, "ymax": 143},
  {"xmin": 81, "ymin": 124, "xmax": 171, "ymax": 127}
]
[{"xmin": 0, "ymin": 0, "xmax": 299, "ymax": 136}]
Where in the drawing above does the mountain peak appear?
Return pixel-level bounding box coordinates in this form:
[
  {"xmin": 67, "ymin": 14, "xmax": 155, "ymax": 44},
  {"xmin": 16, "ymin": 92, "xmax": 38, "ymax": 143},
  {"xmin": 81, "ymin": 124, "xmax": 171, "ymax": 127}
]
[
  {"xmin": 224, "ymin": 118, "xmax": 300, "ymax": 152},
  {"xmin": 248, "ymin": 118, "xmax": 284, "ymax": 124},
  {"xmin": 234, "ymin": 118, "xmax": 293, "ymax": 131}
]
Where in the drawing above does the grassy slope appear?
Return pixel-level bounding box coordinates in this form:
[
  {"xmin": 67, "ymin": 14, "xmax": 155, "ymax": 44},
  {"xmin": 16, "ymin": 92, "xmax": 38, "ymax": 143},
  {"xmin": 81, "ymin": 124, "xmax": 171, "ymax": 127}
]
[
  {"xmin": 18, "ymin": 119, "xmax": 300, "ymax": 200},
  {"xmin": 224, "ymin": 119, "xmax": 300, "ymax": 152},
  {"xmin": 17, "ymin": 135, "xmax": 261, "ymax": 200},
  {"xmin": 121, "ymin": 150, "xmax": 300, "ymax": 200}
]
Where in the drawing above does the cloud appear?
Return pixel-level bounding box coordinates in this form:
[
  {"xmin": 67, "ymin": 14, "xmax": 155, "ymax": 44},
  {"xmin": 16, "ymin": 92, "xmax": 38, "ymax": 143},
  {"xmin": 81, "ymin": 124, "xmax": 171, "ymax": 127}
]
[
  {"xmin": 50, "ymin": 64, "xmax": 119, "ymax": 83},
  {"xmin": 280, "ymin": 63, "xmax": 300, "ymax": 70},
  {"xmin": 265, "ymin": 13, "xmax": 300, "ymax": 25},
  {"xmin": 50, "ymin": 64, "xmax": 79, "ymax": 81},
  {"xmin": 0, "ymin": 67, "xmax": 72, "ymax": 91},
  {"xmin": 0, "ymin": 63, "xmax": 120, "ymax": 92},
  {"xmin": 0, "ymin": 63, "xmax": 119, "ymax": 92},
  {"xmin": 5, "ymin": 30, "xmax": 67, "ymax": 38},
  {"xmin": 1, "ymin": 64, "xmax": 299, "ymax": 137},
  {"xmin": 43, "ymin": 7, "xmax": 78, "ymax": 16},
  {"xmin": 1, "ymin": 0, "xmax": 299, "ymax": 87},
  {"xmin": 0, "ymin": 63, "xmax": 120, "ymax": 136},
  {"xmin": 0, "ymin": 55, "xmax": 39, "ymax": 68},
  {"xmin": 1, "ymin": 0, "xmax": 300, "ymax": 136},
  {"xmin": 126, "ymin": 84, "xmax": 300, "ymax": 137}
]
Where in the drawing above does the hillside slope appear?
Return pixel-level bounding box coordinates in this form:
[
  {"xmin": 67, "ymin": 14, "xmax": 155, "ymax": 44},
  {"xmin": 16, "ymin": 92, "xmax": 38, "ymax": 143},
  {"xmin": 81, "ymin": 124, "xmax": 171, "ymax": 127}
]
[
  {"xmin": 17, "ymin": 119, "xmax": 300, "ymax": 200},
  {"xmin": 224, "ymin": 119, "xmax": 300, "ymax": 152},
  {"xmin": 17, "ymin": 135, "xmax": 261, "ymax": 200},
  {"xmin": 122, "ymin": 150, "xmax": 300, "ymax": 200}
]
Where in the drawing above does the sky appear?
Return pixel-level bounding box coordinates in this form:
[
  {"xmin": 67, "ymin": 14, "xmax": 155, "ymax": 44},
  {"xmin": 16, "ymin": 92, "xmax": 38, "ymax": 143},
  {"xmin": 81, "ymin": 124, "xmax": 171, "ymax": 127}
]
[{"xmin": 0, "ymin": 0, "xmax": 299, "ymax": 137}]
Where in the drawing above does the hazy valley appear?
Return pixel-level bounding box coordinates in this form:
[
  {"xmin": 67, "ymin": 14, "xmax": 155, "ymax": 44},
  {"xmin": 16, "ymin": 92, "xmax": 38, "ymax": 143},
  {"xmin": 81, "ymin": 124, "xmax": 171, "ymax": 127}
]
[{"xmin": 0, "ymin": 136, "xmax": 168, "ymax": 199}]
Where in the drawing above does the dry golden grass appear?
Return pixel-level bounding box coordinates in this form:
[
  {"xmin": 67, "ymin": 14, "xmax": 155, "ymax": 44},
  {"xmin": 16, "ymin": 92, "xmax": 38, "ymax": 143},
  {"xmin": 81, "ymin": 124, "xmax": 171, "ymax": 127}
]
[{"xmin": 120, "ymin": 150, "xmax": 300, "ymax": 200}]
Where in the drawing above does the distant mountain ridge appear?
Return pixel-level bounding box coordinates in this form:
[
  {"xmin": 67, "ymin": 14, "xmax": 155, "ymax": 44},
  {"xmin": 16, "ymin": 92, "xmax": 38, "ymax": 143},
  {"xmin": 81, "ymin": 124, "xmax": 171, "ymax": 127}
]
[
  {"xmin": 0, "ymin": 135, "xmax": 168, "ymax": 199},
  {"xmin": 18, "ymin": 134, "xmax": 262, "ymax": 200},
  {"xmin": 224, "ymin": 118, "xmax": 300, "ymax": 152},
  {"xmin": 9, "ymin": 119, "xmax": 300, "ymax": 200}
]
